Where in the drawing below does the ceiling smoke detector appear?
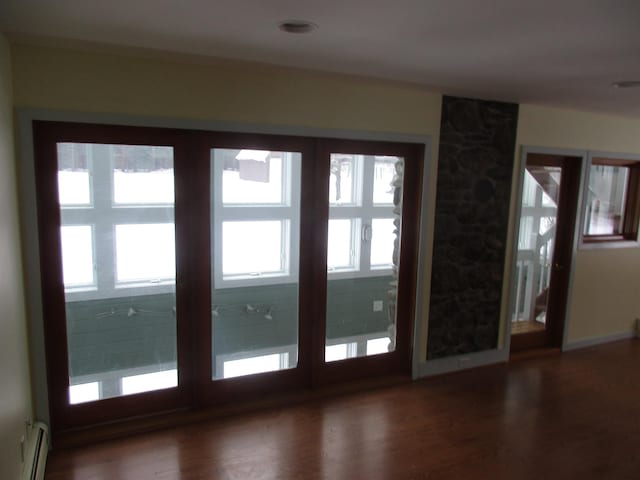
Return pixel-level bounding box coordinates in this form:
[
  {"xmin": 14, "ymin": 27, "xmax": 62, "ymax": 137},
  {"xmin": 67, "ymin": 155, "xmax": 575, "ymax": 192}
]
[
  {"xmin": 612, "ymin": 81, "xmax": 640, "ymax": 89},
  {"xmin": 278, "ymin": 20, "xmax": 318, "ymax": 34}
]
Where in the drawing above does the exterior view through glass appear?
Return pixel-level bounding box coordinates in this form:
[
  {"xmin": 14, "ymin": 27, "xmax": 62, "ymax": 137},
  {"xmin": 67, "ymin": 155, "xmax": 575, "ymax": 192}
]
[
  {"xmin": 325, "ymin": 154, "xmax": 403, "ymax": 361},
  {"xmin": 57, "ymin": 143, "xmax": 177, "ymax": 405},
  {"xmin": 210, "ymin": 148, "xmax": 301, "ymax": 379}
]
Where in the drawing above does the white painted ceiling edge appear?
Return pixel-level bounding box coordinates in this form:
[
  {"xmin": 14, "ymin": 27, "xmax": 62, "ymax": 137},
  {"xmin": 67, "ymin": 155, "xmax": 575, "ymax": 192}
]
[{"xmin": 1, "ymin": 0, "xmax": 640, "ymax": 118}]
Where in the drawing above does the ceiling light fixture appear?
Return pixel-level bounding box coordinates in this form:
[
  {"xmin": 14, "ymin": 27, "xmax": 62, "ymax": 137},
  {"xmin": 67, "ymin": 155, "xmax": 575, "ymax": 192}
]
[
  {"xmin": 278, "ymin": 20, "xmax": 318, "ymax": 34},
  {"xmin": 612, "ymin": 81, "xmax": 640, "ymax": 89}
]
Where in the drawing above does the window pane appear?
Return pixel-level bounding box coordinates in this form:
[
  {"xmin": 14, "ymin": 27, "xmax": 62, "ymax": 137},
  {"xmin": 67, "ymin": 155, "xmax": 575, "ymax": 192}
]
[
  {"xmin": 518, "ymin": 216, "xmax": 534, "ymax": 250},
  {"xmin": 60, "ymin": 225, "xmax": 94, "ymax": 287},
  {"xmin": 223, "ymin": 353, "xmax": 285, "ymax": 379},
  {"xmin": 371, "ymin": 218, "xmax": 395, "ymax": 268},
  {"xmin": 57, "ymin": 143, "xmax": 91, "ymax": 206},
  {"xmin": 325, "ymin": 343, "xmax": 348, "ymax": 362},
  {"xmin": 326, "ymin": 154, "xmax": 404, "ymax": 361},
  {"xmin": 115, "ymin": 224, "xmax": 176, "ymax": 283},
  {"xmin": 57, "ymin": 142, "xmax": 178, "ymax": 405},
  {"xmin": 328, "ymin": 219, "xmax": 357, "ymax": 271},
  {"xmin": 216, "ymin": 149, "xmax": 285, "ymax": 204},
  {"xmin": 584, "ymin": 165, "xmax": 629, "ymax": 235},
  {"xmin": 330, "ymin": 154, "xmax": 357, "ymax": 205},
  {"xmin": 513, "ymin": 164, "xmax": 561, "ymax": 326},
  {"xmin": 68, "ymin": 382, "xmax": 100, "ymax": 405},
  {"xmin": 373, "ymin": 156, "xmax": 398, "ymax": 204},
  {"xmin": 112, "ymin": 145, "xmax": 174, "ymax": 205},
  {"xmin": 121, "ymin": 369, "xmax": 177, "ymax": 395},
  {"xmin": 222, "ymin": 221, "xmax": 285, "ymax": 277},
  {"xmin": 211, "ymin": 147, "xmax": 300, "ymax": 381},
  {"xmin": 366, "ymin": 337, "xmax": 391, "ymax": 355}
]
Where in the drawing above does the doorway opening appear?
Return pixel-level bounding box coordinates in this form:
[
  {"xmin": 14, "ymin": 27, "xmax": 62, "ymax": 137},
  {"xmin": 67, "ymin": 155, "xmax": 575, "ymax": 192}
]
[{"xmin": 510, "ymin": 152, "xmax": 582, "ymax": 352}]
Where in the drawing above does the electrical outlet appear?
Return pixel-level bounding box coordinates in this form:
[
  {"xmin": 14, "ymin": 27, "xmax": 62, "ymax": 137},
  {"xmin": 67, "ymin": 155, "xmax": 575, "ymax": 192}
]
[{"xmin": 373, "ymin": 300, "xmax": 383, "ymax": 312}]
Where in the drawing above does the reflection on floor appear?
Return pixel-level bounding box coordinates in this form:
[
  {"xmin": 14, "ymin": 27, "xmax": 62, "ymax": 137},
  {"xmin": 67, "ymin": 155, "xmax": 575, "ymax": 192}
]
[{"xmin": 46, "ymin": 339, "xmax": 640, "ymax": 479}]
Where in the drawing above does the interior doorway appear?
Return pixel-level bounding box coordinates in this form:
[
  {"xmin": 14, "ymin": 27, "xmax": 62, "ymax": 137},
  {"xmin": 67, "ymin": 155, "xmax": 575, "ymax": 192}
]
[{"xmin": 510, "ymin": 152, "xmax": 581, "ymax": 352}]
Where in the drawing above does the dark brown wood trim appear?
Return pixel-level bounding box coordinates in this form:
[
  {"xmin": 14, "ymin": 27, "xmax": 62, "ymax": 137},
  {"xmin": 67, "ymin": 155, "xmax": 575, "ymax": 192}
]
[
  {"xmin": 33, "ymin": 121, "xmax": 194, "ymax": 433},
  {"xmin": 512, "ymin": 154, "xmax": 581, "ymax": 353},
  {"xmin": 32, "ymin": 121, "xmax": 427, "ymax": 435}
]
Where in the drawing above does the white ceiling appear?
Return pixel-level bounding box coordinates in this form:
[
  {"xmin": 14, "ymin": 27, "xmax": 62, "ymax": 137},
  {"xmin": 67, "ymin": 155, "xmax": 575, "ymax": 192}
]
[{"xmin": 2, "ymin": 0, "xmax": 640, "ymax": 117}]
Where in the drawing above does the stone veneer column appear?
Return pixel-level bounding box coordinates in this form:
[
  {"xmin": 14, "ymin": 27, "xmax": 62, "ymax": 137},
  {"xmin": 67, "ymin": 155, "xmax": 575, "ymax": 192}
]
[{"xmin": 427, "ymin": 96, "xmax": 518, "ymax": 359}]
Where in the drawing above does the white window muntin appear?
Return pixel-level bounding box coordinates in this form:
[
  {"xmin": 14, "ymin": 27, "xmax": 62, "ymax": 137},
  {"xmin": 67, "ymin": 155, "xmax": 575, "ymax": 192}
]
[
  {"xmin": 211, "ymin": 151, "xmax": 301, "ymax": 288},
  {"xmin": 58, "ymin": 142, "xmax": 177, "ymax": 301}
]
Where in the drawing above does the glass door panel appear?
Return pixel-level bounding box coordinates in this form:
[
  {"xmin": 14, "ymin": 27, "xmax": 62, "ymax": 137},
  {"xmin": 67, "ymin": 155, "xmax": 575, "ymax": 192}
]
[
  {"xmin": 512, "ymin": 164, "xmax": 561, "ymax": 337},
  {"xmin": 325, "ymin": 154, "xmax": 403, "ymax": 361},
  {"xmin": 57, "ymin": 143, "xmax": 177, "ymax": 404},
  {"xmin": 210, "ymin": 148, "xmax": 301, "ymax": 380}
]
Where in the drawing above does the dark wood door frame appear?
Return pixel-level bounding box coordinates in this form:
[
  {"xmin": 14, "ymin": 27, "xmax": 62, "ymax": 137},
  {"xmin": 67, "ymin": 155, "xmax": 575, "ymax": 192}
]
[
  {"xmin": 509, "ymin": 151, "xmax": 583, "ymax": 352},
  {"xmin": 32, "ymin": 121, "xmax": 425, "ymax": 434}
]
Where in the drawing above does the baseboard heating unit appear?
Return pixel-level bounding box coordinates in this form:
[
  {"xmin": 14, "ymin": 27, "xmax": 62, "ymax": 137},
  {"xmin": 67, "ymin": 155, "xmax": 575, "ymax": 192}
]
[{"xmin": 22, "ymin": 422, "xmax": 48, "ymax": 480}]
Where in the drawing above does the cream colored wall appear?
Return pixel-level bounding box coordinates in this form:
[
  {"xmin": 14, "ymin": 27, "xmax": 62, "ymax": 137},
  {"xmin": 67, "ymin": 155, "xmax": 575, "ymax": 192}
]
[
  {"xmin": 514, "ymin": 105, "xmax": 640, "ymax": 343},
  {"xmin": 10, "ymin": 42, "xmax": 640, "ymax": 370},
  {"xmin": 10, "ymin": 42, "xmax": 441, "ymax": 363},
  {"xmin": 0, "ymin": 34, "xmax": 33, "ymax": 480},
  {"xmin": 11, "ymin": 43, "xmax": 441, "ymax": 135}
]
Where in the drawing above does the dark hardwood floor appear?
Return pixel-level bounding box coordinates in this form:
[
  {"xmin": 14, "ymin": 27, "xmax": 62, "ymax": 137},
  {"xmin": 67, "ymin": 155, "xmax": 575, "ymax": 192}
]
[{"xmin": 46, "ymin": 339, "xmax": 640, "ymax": 479}]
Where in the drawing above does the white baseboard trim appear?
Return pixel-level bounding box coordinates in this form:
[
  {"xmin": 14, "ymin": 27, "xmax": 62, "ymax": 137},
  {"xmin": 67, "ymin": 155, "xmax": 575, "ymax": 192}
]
[
  {"xmin": 563, "ymin": 330, "xmax": 637, "ymax": 351},
  {"xmin": 414, "ymin": 348, "xmax": 508, "ymax": 378}
]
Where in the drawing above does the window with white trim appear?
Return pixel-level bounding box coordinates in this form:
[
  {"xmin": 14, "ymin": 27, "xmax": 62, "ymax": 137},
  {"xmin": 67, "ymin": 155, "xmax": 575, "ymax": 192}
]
[
  {"xmin": 328, "ymin": 154, "xmax": 399, "ymax": 278},
  {"xmin": 211, "ymin": 148, "xmax": 301, "ymax": 288},
  {"xmin": 57, "ymin": 143, "xmax": 176, "ymax": 300}
]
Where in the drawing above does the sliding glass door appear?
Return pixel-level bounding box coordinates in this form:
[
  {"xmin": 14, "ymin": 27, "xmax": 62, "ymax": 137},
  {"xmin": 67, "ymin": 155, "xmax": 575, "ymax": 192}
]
[
  {"xmin": 314, "ymin": 140, "xmax": 423, "ymax": 384},
  {"xmin": 33, "ymin": 123, "xmax": 423, "ymax": 432},
  {"xmin": 34, "ymin": 123, "xmax": 192, "ymax": 430}
]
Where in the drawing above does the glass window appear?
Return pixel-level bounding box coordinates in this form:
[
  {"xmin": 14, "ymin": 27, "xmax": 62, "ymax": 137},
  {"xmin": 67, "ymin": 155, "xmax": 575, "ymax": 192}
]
[
  {"xmin": 60, "ymin": 225, "xmax": 95, "ymax": 288},
  {"xmin": 223, "ymin": 353, "xmax": 285, "ymax": 379},
  {"xmin": 68, "ymin": 382, "xmax": 100, "ymax": 405},
  {"xmin": 57, "ymin": 143, "xmax": 91, "ymax": 206},
  {"xmin": 584, "ymin": 165, "xmax": 629, "ymax": 236},
  {"xmin": 115, "ymin": 224, "xmax": 176, "ymax": 283},
  {"xmin": 325, "ymin": 342, "xmax": 358, "ymax": 362},
  {"xmin": 327, "ymin": 219, "xmax": 358, "ymax": 271},
  {"xmin": 221, "ymin": 149, "xmax": 285, "ymax": 205},
  {"xmin": 366, "ymin": 337, "xmax": 391, "ymax": 355},
  {"xmin": 55, "ymin": 142, "xmax": 178, "ymax": 406},
  {"xmin": 112, "ymin": 145, "xmax": 174, "ymax": 205},
  {"xmin": 326, "ymin": 153, "xmax": 403, "ymax": 362},
  {"xmin": 221, "ymin": 220, "xmax": 286, "ymax": 277},
  {"xmin": 373, "ymin": 156, "xmax": 398, "ymax": 204},
  {"xmin": 370, "ymin": 218, "xmax": 395, "ymax": 268},
  {"xmin": 330, "ymin": 154, "xmax": 358, "ymax": 205},
  {"xmin": 121, "ymin": 369, "xmax": 178, "ymax": 395},
  {"xmin": 211, "ymin": 148, "xmax": 301, "ymax": 381}
]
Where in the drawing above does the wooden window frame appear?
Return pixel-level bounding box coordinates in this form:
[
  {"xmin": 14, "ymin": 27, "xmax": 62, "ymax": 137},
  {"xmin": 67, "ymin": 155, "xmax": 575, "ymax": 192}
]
[
  {"xmin": 582, "ymin": 157, "xmax": 640, "ymax": 245},
  {"xmin": 32, "ymin": 121, "xmax": 424, "ymax": 435}
]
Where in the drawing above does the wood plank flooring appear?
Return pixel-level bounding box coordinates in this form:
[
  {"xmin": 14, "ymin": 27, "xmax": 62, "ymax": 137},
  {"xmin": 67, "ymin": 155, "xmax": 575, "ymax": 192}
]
[{"xmin": 45, "ymin": 339, "xmax": 640, "ymax": 479}]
